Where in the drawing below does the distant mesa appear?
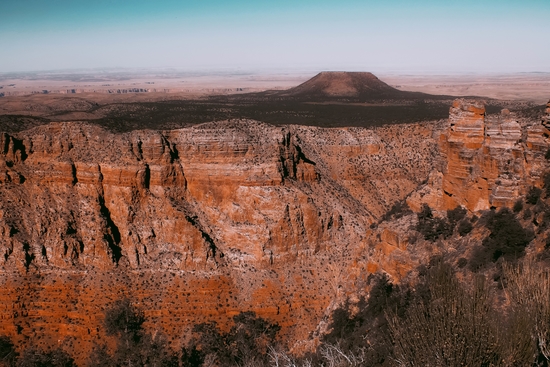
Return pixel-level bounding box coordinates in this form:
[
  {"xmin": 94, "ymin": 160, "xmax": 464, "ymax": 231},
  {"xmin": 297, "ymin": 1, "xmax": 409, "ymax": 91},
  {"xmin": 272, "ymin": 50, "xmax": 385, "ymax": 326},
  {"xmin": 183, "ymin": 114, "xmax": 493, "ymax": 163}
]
[
  {"xmin": 285, "ymin": 72, "xmax": 394, "ymax": 97},
  {"xmin": 272, "ymin": 71, "xmax": 435, "ymax": 101}
]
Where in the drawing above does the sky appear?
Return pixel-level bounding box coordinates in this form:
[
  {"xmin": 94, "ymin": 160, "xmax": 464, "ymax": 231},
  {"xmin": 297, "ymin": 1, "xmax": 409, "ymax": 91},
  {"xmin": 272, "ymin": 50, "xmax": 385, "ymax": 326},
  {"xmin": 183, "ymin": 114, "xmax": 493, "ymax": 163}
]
[{"xmin": 0, "ymin": 0, "xmax": 549, "ymax": 73}]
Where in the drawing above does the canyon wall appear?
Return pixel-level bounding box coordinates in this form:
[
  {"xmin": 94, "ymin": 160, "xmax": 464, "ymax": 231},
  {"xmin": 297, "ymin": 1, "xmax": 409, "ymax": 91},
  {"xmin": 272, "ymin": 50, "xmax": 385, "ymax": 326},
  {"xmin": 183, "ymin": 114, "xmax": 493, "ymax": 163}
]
[
  {"xmin": 1, "ymin": 98, "xmax": 547, "ymax": 362},
  {"xmin": 0, "ymin": 119, "xmax": 437, "ymax": 360},
  {"xmin": 368, "ymin": 99, "xmax": 550, "ymax": 281}
]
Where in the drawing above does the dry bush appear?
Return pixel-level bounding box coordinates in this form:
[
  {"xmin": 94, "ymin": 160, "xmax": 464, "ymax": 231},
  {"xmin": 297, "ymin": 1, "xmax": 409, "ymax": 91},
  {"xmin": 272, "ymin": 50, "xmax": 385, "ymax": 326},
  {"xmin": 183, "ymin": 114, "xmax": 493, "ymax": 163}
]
[
  {"xmin": 416, "ymin": 205, "xmax": 453, "ymax": 242},
  {"xmin": 527, "ymin": 187, "xmax": 543, "ymax": 205},
  {"xmin": 318, "ymin": 344, "xmax": 366, "ymax": 367},
  {"xmin": 268, "ymin": 347, "xmax": 311, "ymax": 367},
  {"xmin": 503, "ymin": 258, "xmax": 550, "ymax": 362},
  {"xmin": 447, "ymin": 206, "xmax": 467, "ymax": 226},
  {"xmin": 17, "ymin": 348, "xmax": 75, "ymax": 367},
  {"xmin": 388, "ymin": 262, "xmax": 535, "ymax": 367},
  {"xmin": 268, "ymin": 344, "xmax": 364, "ymax": 367},
  {"xmin": 469, "ymin": 208, "xmax": 533, "ymax": 271},
  {"xmin": 187, "ymin": 311, "xmax": 280, "ymax": 367},
  {"xmin": 0, "ymin": 336, "xmax": 16, "ymax": 367}
]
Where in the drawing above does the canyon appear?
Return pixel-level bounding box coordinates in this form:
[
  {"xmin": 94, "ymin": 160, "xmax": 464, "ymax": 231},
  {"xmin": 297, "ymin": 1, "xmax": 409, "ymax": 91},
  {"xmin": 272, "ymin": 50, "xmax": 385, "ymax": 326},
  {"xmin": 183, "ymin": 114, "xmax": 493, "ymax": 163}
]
[
  {"xmin": 0, "ymin": 116, "xmax": 437, "ymax": 360},
  {"xmin": 0, "ymin": 71, "xmax": 548, "ymax": 363}
]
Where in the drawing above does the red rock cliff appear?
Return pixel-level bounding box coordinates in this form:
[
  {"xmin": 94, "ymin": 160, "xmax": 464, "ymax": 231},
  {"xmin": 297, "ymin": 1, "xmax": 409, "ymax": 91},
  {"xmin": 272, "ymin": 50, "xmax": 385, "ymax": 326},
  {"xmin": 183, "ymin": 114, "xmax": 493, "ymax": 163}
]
[
  {"xmin": 0, "ymin": 119, "xmax": 437, "ymax": 360},
  {"xmin": 408, "ymin": 99, "xmax": 549, "ymax": 212}
]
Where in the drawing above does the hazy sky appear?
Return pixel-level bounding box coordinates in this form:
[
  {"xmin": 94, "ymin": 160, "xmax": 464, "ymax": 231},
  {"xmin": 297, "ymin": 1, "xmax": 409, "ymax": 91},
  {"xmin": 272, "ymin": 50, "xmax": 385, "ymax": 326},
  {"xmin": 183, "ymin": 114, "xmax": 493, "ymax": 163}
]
[{"xmin": 1, "ymin": 0, "xmax": 549, "ymax": 73}]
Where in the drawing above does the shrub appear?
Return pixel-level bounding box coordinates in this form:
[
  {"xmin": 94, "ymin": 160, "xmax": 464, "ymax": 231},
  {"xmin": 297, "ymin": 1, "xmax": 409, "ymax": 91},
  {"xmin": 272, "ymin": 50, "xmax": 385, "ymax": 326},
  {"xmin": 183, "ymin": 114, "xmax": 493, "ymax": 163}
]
[
  {"xmin": 457, "ymin": 219, "xmax": 473, "ymax": 236},
  {"xmin": 382, "ymin": 201, "xmax": 411, "ymax": 221},
  {"xmin": 484, "ymin": 208, "xmax": 533, "ymax": 261},
  {"xmin": 526, "ymin": 186, "xmax": 542, "ymax": 205},
  {"xmin": 468, "ymin": 245, "xmax": 492, "ymax": 272},
  {"xmin": 513, "ymin": 199, "xmax": 523, "ymax": 213},
  {"xmin": 104, "ymin": 298, "xmax": 145, "ymax": 343},
  {"xmin": 0, "ymin": 335, "xmax": 16, "ymax": 367},
  {"xmin": 388, "ymin": 261, "xmax": 535, "ymax": 367},
  {"xmin": 137, "ymin": 334, "xmax": 179, "ymax": 367},
  {"xmin": 85, "ymin": 345, "xmax": 113, "ymax": 367},
  {"xmin": 418, "ymin": 203, "xmax": 433, "ymax": 221},
  {"xmin": 416, "ymin": 204, "xmax": 453, "ymax": 242},
  {"xmin": 470, "ymin": 208, "xmax": 533, "ymax": 271},
  {"xmin": 17, "ymin": 348, "xmax": 75, "ymax": 367},
  {"xmin": 447, "ymin": 206, "xmax": 467, "ymax": 225},
  {"xmin": 268, "ymin": 344, "xmax": 365, "ymax": 367},
  {"xmin": 457, "ymin": 257, "xmax": 468, "ymax": 268},
  {"xmin": 181, "ymin": 346, "xmax": 204, "ymax": 367},
  {"xmin": 100, "ymin": 298, "xmax": 177, "ymax": 367},
  {"xmin": 189, "ymin": 311, "xmax": 280, "ymax": 367},
  {"xmin": 544, "ymin": 172, "xmax": 550, "ymax": 196}
]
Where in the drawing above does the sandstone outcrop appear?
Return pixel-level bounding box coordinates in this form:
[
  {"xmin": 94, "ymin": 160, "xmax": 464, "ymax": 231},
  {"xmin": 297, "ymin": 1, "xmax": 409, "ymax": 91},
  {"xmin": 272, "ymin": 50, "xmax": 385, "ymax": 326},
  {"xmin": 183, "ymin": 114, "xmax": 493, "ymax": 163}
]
[
  {"xmin": 408, "ymin": 99, "xmax": 549, "ymax": 212},
  {"xmin": 543, "ymin": 100, "xmax": 550, "ymax": 129},
  {"xmin": 363, "ymin": 99, "xmax": 550, "ymax": 287},
  {"xmin": 0, "ymin": 119, "xmax": 437, "ymax": 361}
]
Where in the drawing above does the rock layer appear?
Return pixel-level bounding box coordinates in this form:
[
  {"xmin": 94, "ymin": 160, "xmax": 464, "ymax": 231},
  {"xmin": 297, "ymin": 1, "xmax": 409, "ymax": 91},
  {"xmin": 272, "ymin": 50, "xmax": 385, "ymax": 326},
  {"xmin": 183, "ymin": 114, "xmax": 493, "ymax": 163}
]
[
  {"xmin": 0, "ymin": 119, "xmax": 437, "ymax": 360},
  {"xmin": 409, "ymin": 99, "xmax": 549, "ymax": 212},
  {"xmin": 365, "ymin": 98, "xmax": 549, "ymax": 285}
]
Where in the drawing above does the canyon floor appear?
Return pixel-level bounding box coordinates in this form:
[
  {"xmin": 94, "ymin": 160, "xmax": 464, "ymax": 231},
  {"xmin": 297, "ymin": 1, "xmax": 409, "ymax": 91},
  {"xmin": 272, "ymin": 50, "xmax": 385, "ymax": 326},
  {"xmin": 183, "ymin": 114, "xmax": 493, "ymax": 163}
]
[{"xmin": 0, "ymin": 70, "xmax": 549, "ymax": 365}]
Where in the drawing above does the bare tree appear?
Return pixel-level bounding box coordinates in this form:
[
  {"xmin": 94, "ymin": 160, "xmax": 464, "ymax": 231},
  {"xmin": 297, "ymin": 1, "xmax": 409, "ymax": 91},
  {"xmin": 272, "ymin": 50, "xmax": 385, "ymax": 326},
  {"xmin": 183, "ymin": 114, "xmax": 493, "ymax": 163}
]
[
  {"xmin": 388, "ymin": 261, "xmax": 535, "ymax": 367},
  {"xmin": 0, "ymin": 336, "xmax": 16, "ymax": 367},
  {"xmin": 503, "ymin": 258, "xmax": 550, "ymax": 361}
]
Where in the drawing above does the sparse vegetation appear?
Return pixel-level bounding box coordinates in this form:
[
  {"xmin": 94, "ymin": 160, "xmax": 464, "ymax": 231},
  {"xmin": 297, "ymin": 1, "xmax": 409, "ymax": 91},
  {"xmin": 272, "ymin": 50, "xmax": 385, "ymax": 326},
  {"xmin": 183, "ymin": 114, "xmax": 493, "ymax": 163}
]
[
  {"xmin": 4, "ymin": 256, "xmax": 550, "ymax": 367},
  {"xmin": 447, "ymin": 206, "xmax": 467, "ymax": 225},
  {"xmin": 457, "ymin": 219, "xmax": 473, "ymax": 236},
  {"xmin": 388, "ymin": 261, "xmax": 537, "ymax": 367},
  {"xmin": 527, "ymin": 186, "xmax": 543, "ymax": 205},
  {"xmin": 322, "ymin": 274, "xmax": 410, "ymax": 366},
  {"xmin": 513, "ymin": 199, "xmax": 524, "ymax": 213},
  {"xmin": 17, "ymin": 348, "xmax": 75, "ymax": 367},
  {"xmin": 381, "ymin": 201, "xmax": 411, "ymax": 222},
  {"xmin": 0, "ymin": 336, "xmax": 16, "ymax": 367},
  {"xmin": 469, "ymin": 208, "xmax": 533, "ymax": 271},
  {"xmin": 416, "ymin": 204, "xmax": 453, "ymax": 241},
  {"xmin": 184, "ymin": 311, "xmax": 280, "ymax": 367}
]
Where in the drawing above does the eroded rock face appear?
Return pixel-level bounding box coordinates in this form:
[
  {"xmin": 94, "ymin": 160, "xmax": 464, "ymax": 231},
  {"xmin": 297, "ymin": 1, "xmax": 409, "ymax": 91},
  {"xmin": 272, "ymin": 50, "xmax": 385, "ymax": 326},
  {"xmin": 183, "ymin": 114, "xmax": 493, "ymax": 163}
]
[
  {"xmin": 0, "ymin": 119, "xmax": 437, "ymax": 360},
  {"xmin": 409, "ymin": 99, "xmax": 549, "ymax": 212},
  {"xmin": 363, "ymin": 98, "xmax": 550, "ymax": 288},
  {"xmin": 543, "ymin": 100, "xmax": 550, "ymax": 129}
]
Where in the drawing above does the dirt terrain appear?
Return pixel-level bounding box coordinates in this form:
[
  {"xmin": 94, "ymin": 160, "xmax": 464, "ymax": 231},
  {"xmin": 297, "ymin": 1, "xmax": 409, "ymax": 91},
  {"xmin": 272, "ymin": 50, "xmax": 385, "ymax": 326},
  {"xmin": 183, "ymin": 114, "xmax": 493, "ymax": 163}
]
[{"xmin": 380, "ymin": 72, "xmax": 550, "ymax": 104}]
